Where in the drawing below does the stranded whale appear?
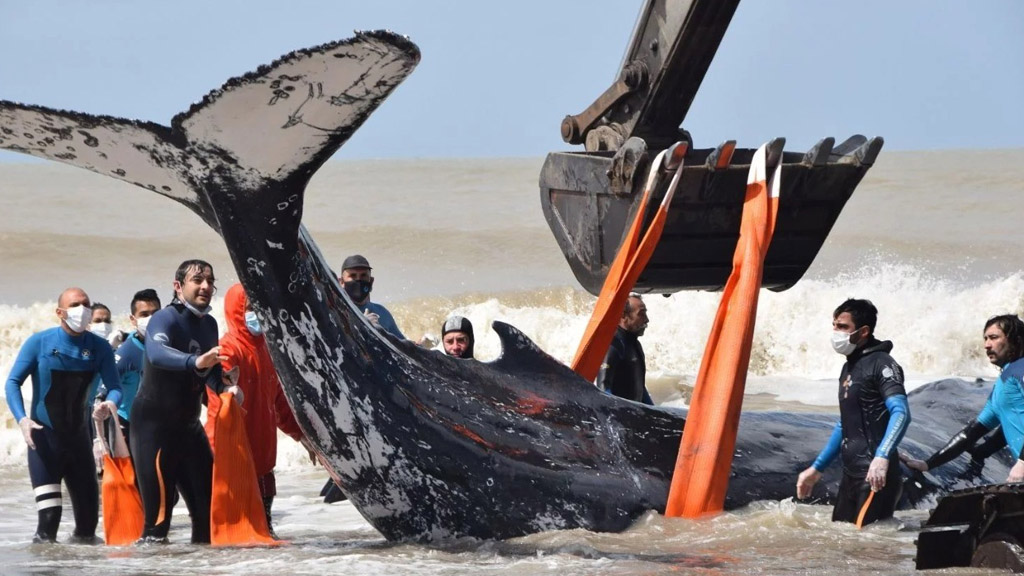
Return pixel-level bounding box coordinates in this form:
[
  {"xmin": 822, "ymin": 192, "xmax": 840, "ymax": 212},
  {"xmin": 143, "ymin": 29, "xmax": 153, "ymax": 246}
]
[{"xmin": 0, "ymin": 32, "xmax": 1007, "ymax": 541}]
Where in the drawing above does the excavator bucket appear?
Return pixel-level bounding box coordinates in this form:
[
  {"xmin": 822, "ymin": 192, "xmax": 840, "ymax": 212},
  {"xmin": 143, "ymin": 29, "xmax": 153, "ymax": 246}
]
[
  {"xmin": 916, "ymin": 484, "xmax": 1024, "ymax": 572},
  {"xmin": 541, "ymin": 0, "xmax": 883, "ymax": 294},
  {"xmin": 540, "ymin": 135, "xmax": 882, "ymax": 294}
]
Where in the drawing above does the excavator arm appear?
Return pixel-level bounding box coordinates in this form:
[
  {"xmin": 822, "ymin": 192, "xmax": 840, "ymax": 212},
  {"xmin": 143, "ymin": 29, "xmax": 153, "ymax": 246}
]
[{"xmin": 541, "ymin": 0, "xmax": 883, "ymax": 294}]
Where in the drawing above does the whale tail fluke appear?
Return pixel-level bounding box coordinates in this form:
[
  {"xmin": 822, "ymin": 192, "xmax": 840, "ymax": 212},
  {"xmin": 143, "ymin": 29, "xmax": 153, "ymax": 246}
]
[{"xmin": 0, "ymin": 31, "xmax": 421, "ymax": 237}]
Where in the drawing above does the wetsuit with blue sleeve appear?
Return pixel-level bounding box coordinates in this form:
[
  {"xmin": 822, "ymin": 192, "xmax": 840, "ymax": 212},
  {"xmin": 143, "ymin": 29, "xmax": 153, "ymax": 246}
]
[
  {"xmin": 924, "ymin": 357, "xmax": 1024, "ymax": 472},
  {"xmin": 113, "ymin": 331, "xmax": 145, "ymax": 423},
  {"xmin": 129, "ymin": 303, "xmax": 224, "ymax": 543},
  {"xmin": 3, "ymin": 327, "xmax": 122, "ymax": 542},
  {"xmin": 811, "ymin": 338, "xmax": 909, "ymax": 525}
]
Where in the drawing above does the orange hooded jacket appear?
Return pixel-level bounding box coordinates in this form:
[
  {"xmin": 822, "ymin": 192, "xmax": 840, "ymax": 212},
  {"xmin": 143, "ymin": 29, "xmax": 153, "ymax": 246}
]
[{"xmin": 206, "ymin": 283, "xmax": 304, "ymax": 477}]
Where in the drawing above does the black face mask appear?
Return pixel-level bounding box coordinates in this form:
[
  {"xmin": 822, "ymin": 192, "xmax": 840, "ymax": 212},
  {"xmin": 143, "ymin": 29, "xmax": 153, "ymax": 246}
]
[{"xmin": 343, "ymin": 279, "xmax": 372, "ymax": 303}]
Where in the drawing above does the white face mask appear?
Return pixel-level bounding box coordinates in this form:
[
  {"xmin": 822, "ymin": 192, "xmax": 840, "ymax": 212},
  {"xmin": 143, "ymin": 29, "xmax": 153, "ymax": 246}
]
[
  {"xmin": 89, "ymin": 322, "xmax": 113, "ymax": 339},
  {"xmin": 63, "ymin": 305, "xmax": 93, "ymax": 333},
  {"xmin": 135, "ymin": 316, "xmax": 151, "ymax": 338},
  {"xmin": 245, "ymin": 311, "xmax": 263, "ymax": 335},
  {"xmin": 831, "ymin": 330, "xmax": 858, "ymax": 356}
]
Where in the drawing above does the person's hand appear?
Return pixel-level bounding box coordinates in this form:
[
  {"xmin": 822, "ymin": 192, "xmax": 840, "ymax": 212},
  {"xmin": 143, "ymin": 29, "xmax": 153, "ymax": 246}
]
[
  {"xmin": 866, "ymin": 457, "xmax": 889, "ymax": 492},
  {"xmin": 19, "ymin": 417, "xmax": 42, "ymax": 450},
  {"xmin": 107, "ymin": 330, "xmax": 124, "ymax": 350},
  {"xmin": 363, "ymin": 309, "xmax": 381, "ymax": 328},
  {"xmin": 796, "ymin": 467, "xmax": 822, "ymax": 499},
  {"xmin": 196, "ymin": 346, "xmax": 227, "ymax": 370},
  {"xmin": 92, "ymin": 400, "xmax": 117, "ymax": 422},
  {"xmin": 1008, "ymin": 460, "xmax": 1024, "ymax": 483},
  {"xmin": 225, "ymin": 384, "xmax": 244, "ymax": 407},
  {"xmin": 93, "ymin": 437, "xmax": 106, "ymax": 470},
  {"xmin": 899, "ymin": 452, "xmax": 929, "ymax": 472}
]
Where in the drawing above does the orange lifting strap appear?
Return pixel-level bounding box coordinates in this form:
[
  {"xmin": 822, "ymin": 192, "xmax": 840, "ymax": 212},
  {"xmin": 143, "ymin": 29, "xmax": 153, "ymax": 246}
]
[
  {"xmin": 666, "ymin": 142, "xmax": 781, "ymax": 517},
  {"xmin": 209, "ymin": 391, "xmax": 278, "ymax": 546},
  {"xmin": 96, "ymin": 416, "xmax": 145, "ymax": 545},
  {"xmin": 571, "ymin": 143, "xmax": 687, "ymax": 381}
]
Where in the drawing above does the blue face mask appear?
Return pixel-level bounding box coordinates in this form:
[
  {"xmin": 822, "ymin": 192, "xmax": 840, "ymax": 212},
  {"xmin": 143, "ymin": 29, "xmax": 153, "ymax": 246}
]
[{"xmin": 245, "ymin": 311, "xmax": 263, "ymax": 335}]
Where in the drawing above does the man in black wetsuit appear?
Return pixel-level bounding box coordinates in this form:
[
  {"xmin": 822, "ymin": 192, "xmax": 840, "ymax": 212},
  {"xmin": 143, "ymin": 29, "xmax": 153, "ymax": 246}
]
[
  {"xmin": 796, "ymin": 298, "xmax": 911, "ymax": 526},
  {"xmin": 123, "ymin": 259, "xmax": 240, "ymax": 544},
  {"xmin": 596, "ymin": 294, "xmax": 653, "ymax": 405},
  {"xmin": 4, "ymin": 287, "xmax": 122, "ymax": 543}
]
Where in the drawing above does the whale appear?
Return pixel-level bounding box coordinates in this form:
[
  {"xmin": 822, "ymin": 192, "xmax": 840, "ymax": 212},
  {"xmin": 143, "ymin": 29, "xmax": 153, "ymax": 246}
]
[{"xmin": 0, "ymin": 32, "xmax": 1009, "ymax": 541}]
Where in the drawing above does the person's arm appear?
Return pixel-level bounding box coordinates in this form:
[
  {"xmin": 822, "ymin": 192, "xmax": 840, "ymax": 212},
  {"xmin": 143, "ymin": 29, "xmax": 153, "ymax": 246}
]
[
  {"xmin": 274, "ymin": 381, "xmax": 304, "ymax": 442},
  {"xmin": 375, "ymin": 306, "xmax": 406, "ymax": 340},
  {"xmin": 146, "ymin": 311, "xmax": 197, "ymax": 371},
  {"xmin": 97, "ymin": 342, "xmax": 122, "ymax": 407},
  {"xmin": 875, "ymin": 394, "xmax": 910, "ymax": 459},
  {"xmin": 923, "ymin": 419, "xmax": 992, "ymax": 470},
  {"xmin": 595, "ymin": 345, "xmax": 622, "ymax": 395},
  {"xmin": 4, "ymin": 334, "xmax": 39, "ymax": 423},
  {"xmin": 813, "ymin": 422, "xmax": 842, "ymax": 472},
  {"xmin": 968, "ymin": 426, "xmax": 1007, "ymax": 461},
  {"xmin": 797, "ymin": 422, "xmax": 841, "ymax": 499}
]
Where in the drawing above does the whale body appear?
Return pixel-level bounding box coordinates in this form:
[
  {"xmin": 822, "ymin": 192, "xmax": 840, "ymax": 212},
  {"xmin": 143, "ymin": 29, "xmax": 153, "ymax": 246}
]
[{"xmin": 0, "ymin": 32, "xmax": 1006, "ymax": 541}]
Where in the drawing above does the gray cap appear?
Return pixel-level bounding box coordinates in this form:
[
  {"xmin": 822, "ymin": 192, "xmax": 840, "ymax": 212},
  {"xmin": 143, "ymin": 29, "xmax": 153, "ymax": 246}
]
[{"xmin": 341, "ymin": 254, "xmax": 371, "ymax": 271}]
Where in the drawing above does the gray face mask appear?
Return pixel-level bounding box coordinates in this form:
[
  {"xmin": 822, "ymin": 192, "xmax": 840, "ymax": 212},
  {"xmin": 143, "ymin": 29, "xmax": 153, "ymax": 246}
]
[{"xmin": 831, "ymin": 330, "xmax": 858, "ymax": 356}]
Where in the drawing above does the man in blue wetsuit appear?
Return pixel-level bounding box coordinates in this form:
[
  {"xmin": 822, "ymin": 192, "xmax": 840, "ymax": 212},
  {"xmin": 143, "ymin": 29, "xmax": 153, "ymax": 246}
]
[
  {"xmin": 904, "ymin": 314, "xmax": 1024, "ymax": 482},
  {"xmin": 4, "ymin": 286, "xmax": 123, "ymax": 543},
  {"xmin": 124, "ymin": 260, "xmax": 240, "ymax": 543},
  {"xmin": 796, "ymin": 299, "xmax": 911, "ymax": 525},
  {"xmin": 338, "ymin": 254, "xmax": 406, "ymax": 339},
  {"xmin": 93, "ymin": 289, "xmax": 162, "ymax": 457}
]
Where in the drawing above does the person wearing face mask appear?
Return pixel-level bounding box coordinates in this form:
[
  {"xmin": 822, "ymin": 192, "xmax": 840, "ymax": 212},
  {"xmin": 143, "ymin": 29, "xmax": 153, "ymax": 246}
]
[
  {"xmin": 796, "ymin": 298, "xmax": 910, "ymax": 526},
  {"xmin": 205, "ymin": 283, "xmax": 310, "ymax": 538},
  {"xmin": 88, "ymin": 302, "xmax": 125, "ymax": 351},
  {"xmin": 595, "ymin": 294, "xmax": 654, "ymax": 405},
  {"xmin": 3, "ymin": 287, "xmax": 123, "ymax": 543},
  {"xmin": 338, "ymin": 254, "xmax": 406, "ymax": 339},
  {"xmin": 441, "ymin": 316, "xmax": 475, "ymax": 359},
  {"xmin": 902, "ymin": 315, "xmax": 1024, "ymax": 483},
  {"xmin": 92, "ymin": 289, "xmax": 162, "ymax": 463},
  {"xmin": 121, "ymin": 260, "xmax": 240, "ymax": 544}
]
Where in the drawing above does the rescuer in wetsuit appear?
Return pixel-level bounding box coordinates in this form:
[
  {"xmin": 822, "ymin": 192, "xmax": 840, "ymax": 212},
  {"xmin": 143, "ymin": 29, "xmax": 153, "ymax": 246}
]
[
  {"xmin": 903, "ymin": 314, "xmax": 1024, "ymax": 482},
  {"xmin": 92, "ymin": 288, "xmax": 162, "ymax": 459},
  {"xmin": 441, "ymin": 316, "xmax": 475, "ymax": 359},
  {"xmin": 4, "ymin": 287, "xmax": 123, "ymax": 543},
  {"xmin": 125, "ymin": 260, "xmax": 240, "ymax": 544},
  {"xmin": 796, "ymin": 298, "xmax": 911, "ymax": 526},
  {"xmin": 596, "ymin": 294, "xmax": 654, "ymax": 405}
]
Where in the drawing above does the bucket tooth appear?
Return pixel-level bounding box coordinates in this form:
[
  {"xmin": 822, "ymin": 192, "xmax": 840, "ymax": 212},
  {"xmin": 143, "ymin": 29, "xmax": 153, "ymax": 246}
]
[
  {"xmin": 830, "ymin": 134, "xmax": 868, "ymax": 159},
  {"xmin": 706, "ymin": 140, "xmax": 736, "ymax": 170},
  {"xmin": 803, "ymin": 137, "xmax": 835, "ymax": 167}
]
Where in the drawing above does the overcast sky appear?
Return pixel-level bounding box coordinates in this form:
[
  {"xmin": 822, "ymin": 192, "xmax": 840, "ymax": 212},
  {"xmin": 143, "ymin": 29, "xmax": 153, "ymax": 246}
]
[{"xmin": 1, "ymin": 1, "xmax": 1021, "ymax": 160}]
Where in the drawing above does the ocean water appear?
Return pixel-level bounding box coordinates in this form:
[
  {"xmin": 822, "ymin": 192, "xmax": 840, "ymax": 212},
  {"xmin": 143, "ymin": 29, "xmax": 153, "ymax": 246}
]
[{"xmin": 1, "ymin": 150, "xmax": 1023, "ymax": 574}]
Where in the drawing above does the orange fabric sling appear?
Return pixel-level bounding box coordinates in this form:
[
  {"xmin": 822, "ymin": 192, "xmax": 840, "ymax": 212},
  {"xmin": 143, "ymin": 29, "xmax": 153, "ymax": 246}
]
[
  {"xmin": 666, "ymin": 142, "xmax": 781, "ymax": 517},
  {"xmin": 572, "ymin": 144, "xmax": 687, "ymax": 381},
  {"xmin": 209, "ymin": 391, "xmax": 277, "ymax": 546},
  {"xmin": 95, "ymin": 416, "xmax": 144, "ymax": 545}
]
